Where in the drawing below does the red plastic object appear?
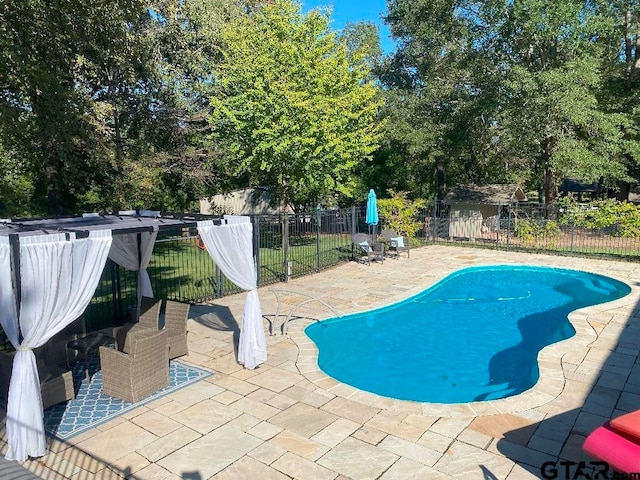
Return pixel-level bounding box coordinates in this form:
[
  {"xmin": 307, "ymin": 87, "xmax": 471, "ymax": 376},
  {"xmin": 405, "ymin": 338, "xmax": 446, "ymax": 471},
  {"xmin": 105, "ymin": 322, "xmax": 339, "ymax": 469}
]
[
  {"xmin": 583, "ymin": 422, "xmax": 640, "ymax": 473},
  {"xmin": 610, "ymin": 410, "xmax": 640, "ymax": 439}
]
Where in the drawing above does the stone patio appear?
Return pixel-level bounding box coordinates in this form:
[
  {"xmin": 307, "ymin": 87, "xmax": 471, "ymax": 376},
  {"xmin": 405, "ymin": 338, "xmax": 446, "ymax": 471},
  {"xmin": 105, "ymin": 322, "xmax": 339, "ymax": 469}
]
[{"xmin": 2, "ymin": 245, "xmax": 640, "ymax": 479}]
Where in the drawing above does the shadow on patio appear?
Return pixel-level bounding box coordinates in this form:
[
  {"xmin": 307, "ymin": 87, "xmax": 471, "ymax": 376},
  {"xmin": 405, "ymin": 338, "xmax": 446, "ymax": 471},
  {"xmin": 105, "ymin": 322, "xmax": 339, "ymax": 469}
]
[{"xmin": 495, "ymin": 284, "xmax": 640, "ymax": 477}]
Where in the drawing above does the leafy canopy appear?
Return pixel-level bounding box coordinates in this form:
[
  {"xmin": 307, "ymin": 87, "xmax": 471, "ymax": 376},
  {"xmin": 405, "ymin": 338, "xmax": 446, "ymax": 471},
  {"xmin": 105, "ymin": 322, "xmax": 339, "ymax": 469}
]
[{"xmin": 207, "ymin": 0, "xmax": 384, "ymax": 210}]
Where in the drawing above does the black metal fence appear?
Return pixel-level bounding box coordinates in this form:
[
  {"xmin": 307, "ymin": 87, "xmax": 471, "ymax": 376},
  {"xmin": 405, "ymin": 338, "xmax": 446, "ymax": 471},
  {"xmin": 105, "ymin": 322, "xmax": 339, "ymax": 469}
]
[
  {"xmin": 84, "ymin": 201, "xmax": 640, "ymax": 331},
  {"xmin": 419, "ymin": 201, "xmax": 640, "ymax": 260}
]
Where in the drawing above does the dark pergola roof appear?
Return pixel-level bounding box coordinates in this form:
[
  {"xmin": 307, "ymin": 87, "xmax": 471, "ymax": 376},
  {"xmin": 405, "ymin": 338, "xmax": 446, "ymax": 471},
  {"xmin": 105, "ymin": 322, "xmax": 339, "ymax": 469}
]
[
  {"xmin": 0, "ymin": 212, "xmax": 219, "ymax": 238},
  {"xmin": 443, "ymin": 184, "xmax": 527, "ymax": 205}
]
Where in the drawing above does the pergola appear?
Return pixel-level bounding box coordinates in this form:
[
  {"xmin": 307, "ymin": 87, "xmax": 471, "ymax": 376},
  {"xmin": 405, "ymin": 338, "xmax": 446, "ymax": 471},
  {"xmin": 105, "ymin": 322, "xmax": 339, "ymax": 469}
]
[{"xmin": 0, "ymin": 212, "xmax": 266, "ymax": 462}]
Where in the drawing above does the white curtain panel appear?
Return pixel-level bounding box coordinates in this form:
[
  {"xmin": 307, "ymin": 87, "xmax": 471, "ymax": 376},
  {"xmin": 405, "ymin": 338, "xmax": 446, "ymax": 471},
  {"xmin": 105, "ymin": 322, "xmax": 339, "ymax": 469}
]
[
  {"xmin": 5, "ymin": 229, "xmax": 112, "ymax": 462},
  {"xmin": 197, "ymin": 219, "xmax": 266, "ymax": 369},
  {"xmin": 108, "ymin": 231, "xmax": 158, "ymax": 305},
  {"xmin": 0, "ymin": 237, "xmax": 19, "ymax": 346}
]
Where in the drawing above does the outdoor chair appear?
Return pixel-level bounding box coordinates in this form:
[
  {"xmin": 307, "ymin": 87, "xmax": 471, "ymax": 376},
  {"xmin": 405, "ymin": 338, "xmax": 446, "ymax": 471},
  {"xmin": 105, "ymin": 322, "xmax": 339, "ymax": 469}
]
[
  {"xmin": 380, "ymin": 229, "xmax": 410, "ymax": 259},
  {"xmin": 163, "ymin": 300, "xmax": 190, "ymax": 359},
  {"xmin": 353, "ymin": 233, "xmax": 384, "ymax": 265},
  {"xmin": 0, "ymin": 348, "xmax": 75, "ymax": 410},
  {"xmin": 583, "ymin": 410, "xmax": 640, "ymax": 474},
  {"xmin": 99, "ymin": 328, "xmax": 170, "ymax": 403},
  {"xmin": 116, "ymin": 296, "xmax": 162, "ymax": 353}
]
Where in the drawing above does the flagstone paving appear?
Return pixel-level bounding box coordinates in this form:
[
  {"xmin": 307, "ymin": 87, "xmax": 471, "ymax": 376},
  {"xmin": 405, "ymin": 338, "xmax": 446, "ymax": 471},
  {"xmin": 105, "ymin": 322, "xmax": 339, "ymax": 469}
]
[{"xmin": 2, "ymin": 245, "xmax": 640, "ymax": 479}]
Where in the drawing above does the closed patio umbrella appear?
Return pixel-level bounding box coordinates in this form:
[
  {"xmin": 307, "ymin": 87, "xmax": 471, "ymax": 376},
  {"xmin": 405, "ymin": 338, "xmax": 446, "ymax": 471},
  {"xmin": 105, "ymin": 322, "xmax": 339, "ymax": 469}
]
[{"xmin": 366, "ymin": 189, "xmax": 379, "ymax": 239}]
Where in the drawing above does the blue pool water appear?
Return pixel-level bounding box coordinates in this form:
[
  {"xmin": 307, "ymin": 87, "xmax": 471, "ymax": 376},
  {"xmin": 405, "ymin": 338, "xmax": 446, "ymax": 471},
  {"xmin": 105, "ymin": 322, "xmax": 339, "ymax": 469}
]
[{"xmin": 305, "ymin": 265, "xmax": 631, "ymax": 403}]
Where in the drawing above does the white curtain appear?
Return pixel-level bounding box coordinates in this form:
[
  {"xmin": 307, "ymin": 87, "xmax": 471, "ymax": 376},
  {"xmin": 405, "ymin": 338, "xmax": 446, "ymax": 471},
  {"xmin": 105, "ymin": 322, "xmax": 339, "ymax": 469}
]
[
  {"xmin": 0, "ymin": 237, "xmax": 18, "ymax": 347},
  {"xmin": 197, "ymin": 219, "xmax": 266, "ymax": 369},
  {"xmin": 5, "ymin": 230, "xmax": 112, "ymax": 461},
  {"xmin": 108, "ymin": 231, "xmax": 157, "ymax": 305}
]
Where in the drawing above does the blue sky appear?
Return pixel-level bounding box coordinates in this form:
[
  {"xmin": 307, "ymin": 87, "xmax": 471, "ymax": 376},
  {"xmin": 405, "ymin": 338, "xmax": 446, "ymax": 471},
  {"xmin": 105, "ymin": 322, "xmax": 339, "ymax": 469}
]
[{"xmin": 300, "ymin": 0, "xmax": 396, "ymax": 54}]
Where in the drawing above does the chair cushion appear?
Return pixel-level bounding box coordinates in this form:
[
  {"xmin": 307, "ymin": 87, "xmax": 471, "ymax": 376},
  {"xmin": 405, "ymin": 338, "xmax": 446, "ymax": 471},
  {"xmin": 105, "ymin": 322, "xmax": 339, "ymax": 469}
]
[
  {"xmin": 583, "ymin": 423, "xmax": 640, "ymax": 473},
  {"xmin": 359, "ymin": 241, "xmax": 372, "ymax": 253},
  {"xmin": 610, "ymin": 410, "xmax": 640, "ymax": 439},
  {"xmin": 391, "ymin": 236, "xmax": 404, "ymax": 248}
]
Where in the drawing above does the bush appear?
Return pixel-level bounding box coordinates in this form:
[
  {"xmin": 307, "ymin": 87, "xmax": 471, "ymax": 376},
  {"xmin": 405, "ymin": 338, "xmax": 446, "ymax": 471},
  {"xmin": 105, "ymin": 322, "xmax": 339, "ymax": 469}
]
[
  {"xmin": 558, "ymin": 198, "xmax": 640, "ymax": 237},
  {"xmin": 377, "ymin": 191, "xmax": 427, "ymax": 238}
]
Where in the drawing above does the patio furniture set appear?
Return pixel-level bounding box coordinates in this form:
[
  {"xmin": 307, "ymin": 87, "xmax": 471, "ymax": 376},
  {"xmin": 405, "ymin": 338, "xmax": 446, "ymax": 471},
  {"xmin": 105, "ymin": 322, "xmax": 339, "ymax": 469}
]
[
  {"xmin": 353, "ymin": 229, "xmax": 410, "ymax": 265},
  {"xmin": 0, "ymin": 298, "xmax": 190, "ymax": 409}
]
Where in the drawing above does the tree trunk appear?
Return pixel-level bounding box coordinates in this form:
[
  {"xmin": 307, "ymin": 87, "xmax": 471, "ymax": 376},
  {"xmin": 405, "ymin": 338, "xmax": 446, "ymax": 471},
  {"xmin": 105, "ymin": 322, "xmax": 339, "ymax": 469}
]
[{"xmin": 626, "ymin": 7, "xmax": 633, "ymax": 88}]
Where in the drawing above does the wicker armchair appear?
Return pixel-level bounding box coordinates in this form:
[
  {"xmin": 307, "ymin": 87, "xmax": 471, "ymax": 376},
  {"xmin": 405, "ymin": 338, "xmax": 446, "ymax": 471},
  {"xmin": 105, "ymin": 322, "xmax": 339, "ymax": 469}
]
[
  {"xmin": 380, "ymin": 229, "xmax": 410, "ymax": 259},
  {"xmin": 116, "ymin": 296, "xmax": 162, "ymax": 353},
  {"xmin": 353, "ymin": 233, "xmax": 384, "ymax": 265},
  {"xmin": 99, "ymin": 328, "xmax": 169, "ymax": 403},
  {"xmin": 164, "ymin": 300, "xmax": 190, "ymax": 359},
  {"xmin": 0, "ymin": 349, "xmax": 75, "ymax": 409}
]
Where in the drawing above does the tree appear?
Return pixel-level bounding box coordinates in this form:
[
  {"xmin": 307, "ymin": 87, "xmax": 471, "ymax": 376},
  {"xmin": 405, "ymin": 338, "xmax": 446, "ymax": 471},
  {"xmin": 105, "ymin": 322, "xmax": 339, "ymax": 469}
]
[
  {"xmin": 381, "ymin": 0, "xmax": 635, "ymax": 203},
  {"xmin": 207, "ymin": 0, "xmax": 383, "ymax": 210}
]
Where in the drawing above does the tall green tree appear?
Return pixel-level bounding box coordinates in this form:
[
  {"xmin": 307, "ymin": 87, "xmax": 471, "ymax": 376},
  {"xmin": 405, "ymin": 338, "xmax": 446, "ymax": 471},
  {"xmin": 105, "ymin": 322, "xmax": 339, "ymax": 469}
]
[
  {"xmin": 381, "ymin": 0, "xmax": 637, "ymax": 203},
  {"xmin": 207, "ymin": 0, "xmax": 383, "ymax": 210}
]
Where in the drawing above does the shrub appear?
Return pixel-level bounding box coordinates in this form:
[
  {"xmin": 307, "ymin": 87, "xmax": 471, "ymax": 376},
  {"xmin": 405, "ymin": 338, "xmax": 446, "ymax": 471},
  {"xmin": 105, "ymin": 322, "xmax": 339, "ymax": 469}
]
[{"xmin": 377, "ymin": 190, "xmax": 427, "ymax": 238}]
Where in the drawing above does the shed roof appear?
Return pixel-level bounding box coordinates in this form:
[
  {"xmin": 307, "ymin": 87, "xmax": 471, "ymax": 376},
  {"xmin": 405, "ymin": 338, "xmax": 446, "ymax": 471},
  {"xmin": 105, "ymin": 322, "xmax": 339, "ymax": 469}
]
[{"xmin": 443, "ymin": 184, "xmax": 527, "ymax": 205}]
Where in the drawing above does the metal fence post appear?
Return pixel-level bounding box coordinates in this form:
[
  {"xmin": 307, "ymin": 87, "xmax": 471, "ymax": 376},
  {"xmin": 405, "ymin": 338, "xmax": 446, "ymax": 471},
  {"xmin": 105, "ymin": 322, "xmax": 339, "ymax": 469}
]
[
  {"xmin": 283, "ymin": 213, "xmax": 290, "ymax": 282},
  {"xmin": 351, "ymin": 205, "xmax": 356, "ymax": 259},
  {"xmin": 215, "ymin": 265, "xmax": 223, "ymax": 298},
  {"xmin": 316, "ymin": 207, "xmax": 321, "ymax": 272},
  {"xmin": 253, "ymin": 216, "xmax": 261, "ymax": 287}
]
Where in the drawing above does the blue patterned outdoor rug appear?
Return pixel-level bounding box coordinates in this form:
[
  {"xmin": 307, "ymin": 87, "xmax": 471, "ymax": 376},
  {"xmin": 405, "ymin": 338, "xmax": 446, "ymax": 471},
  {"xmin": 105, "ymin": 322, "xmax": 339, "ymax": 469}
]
[{"xmin": 44, "ymin": 350, "xmax": 212, "ymax": 440}]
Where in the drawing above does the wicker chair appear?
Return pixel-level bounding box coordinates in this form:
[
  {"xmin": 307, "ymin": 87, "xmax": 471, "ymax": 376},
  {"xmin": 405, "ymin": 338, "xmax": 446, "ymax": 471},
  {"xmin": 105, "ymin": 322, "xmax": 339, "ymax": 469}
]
[
  {"xmin": 380, "ymin": 229, "xmax": 410, "ymax": 259},
  {"xmin": 99, "ymin": 328, "xmax": 170, "ymax": 403},
  {"xmin": 353, "ymin": 233, "xmax": 384, "ymax": 265},
  {"xmin": 116, "ymin": 296, "xmax": 162, "ymax": 353},
  {"xmin": 164, "ymin": 300, "xmax": 190, "ymax": 359},
  {"xmin": 0, "ymin": 348, "xmax": 75, "ymax": 409}
]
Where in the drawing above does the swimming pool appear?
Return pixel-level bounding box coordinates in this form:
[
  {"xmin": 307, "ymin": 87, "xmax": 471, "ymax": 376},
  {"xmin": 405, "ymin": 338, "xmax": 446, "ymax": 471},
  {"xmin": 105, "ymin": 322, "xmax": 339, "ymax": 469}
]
[{"xmin": 305, "ymin": 265, "xmax": 631, "ymax": 403}]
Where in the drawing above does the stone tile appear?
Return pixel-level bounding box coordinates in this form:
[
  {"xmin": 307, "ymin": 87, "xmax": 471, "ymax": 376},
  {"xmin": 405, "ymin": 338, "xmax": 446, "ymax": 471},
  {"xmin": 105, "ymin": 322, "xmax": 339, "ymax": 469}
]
[
  {"xmin": 352, "ymin": 425, "xmax": 387, "ymax": 445},
  {"xmin": 416, "ymin": 430, "xmax": 454, "ymax": 453},
  {"xmin": 158, "ymin": 425, "xmax": 262, "ymax": 478},
  {"xmin": 311, "ymin": 418, "xmax": 362, "ymax": 447},
  {"xmin": 248, "ymin": 441, "xmax": 286, "ymax": 465},
  {"xmin": 379, "ymin": 457, "xmax": 456, "ymax": 480},
  {"xmin": 131, "ymin": 409, "xmax": 183, "ymax": 437},
  {"xmin": 226, "ymin": 413, "xmax": 262, "ymax": 432},
  {"xmin": 231, "ymin": 396, "xmax": 282, "ymax": 420},
  {"xmin": 434, "ymin": 441, "xmax": 514, "ymax": 479},
  {"xmin": 506, "ymin": 463, "xmax": 547, "ymax": 479},
  {"xmin": 429, "ymin": 416, "xmax": 474, "ymax": 439},
  {"xmin": 271, "ymin": 452, "xmax": 337, "ymax": 480},
  {"xmin": 468, "ymin": 414, "xmax": 538, "ymax": 445},
  {"xmin": 247, "ymin": 421, "xmax": 284, "ymax": 441},
  {"xmin": 213, "ymin": 374, "xmax": 261, "ymax": 395},
  {"xmin": 72, "ymin": 422, "xmax": 158, "ymax": 468},
  {"xmin": 248, "ymin": 368, "xmax": 305, "ymax": 392},
  {"xmin": 212, "ymin": 455, "xmax": 290, "ymax": 479},
  {"xmin": 317, "ymin": 437, "xmax": 399, "ymax": 480},
  {"xmin": 558, "ymin": 433, "xmax": 592, "ymax": 463},
  {"xmin": 488, "ymin": 438, "xmax": 555, "ymax": 469},
  {"xmin": 378, "ymin": 435, "xmax": 441, "ymax": 466},
  {"xmin": 269, "ymin": 430, "xmax": 329, "ymax": 460},
  {"xmin": 282, "ymin": 385, "xmax": 335, "ymax": 408},
  {"xmin": 137, "ymin": 426, "xmax": 202, "ymax": 463},
  {"xmin": 170, "ymin": 399, "xmax": 242, "ymax": 434},
  {"xmin": 572, "ymin": 411, "xmax": 610, "ymax": 437},
  {"xmin": 457, "ymin": 428, "xmax": 493, "ymax": 449},
  {"xmin": 321, "ymin": 396, "xmax": 380, "ymax": 424},
  {"xmin": 269, "ymin": 402, "xmax": 338, "ymax": 438},
  {"xmin": 617, "ymin": 391, "xmax": 640, "ymax": 412},
  {"xmin": 107, "ymin": 451, "xmax": 150, "ymax": 476},
  {"xmin": 131, "ymin": 463, "xmax": 175, "ymax": 480},
  {"xmin": 166, "ymin": 381, "xmax": 225, "ymax": 406},
  {"xmin": 213, "ymin": 389, "xmax": 244, "ymax": 405}
]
